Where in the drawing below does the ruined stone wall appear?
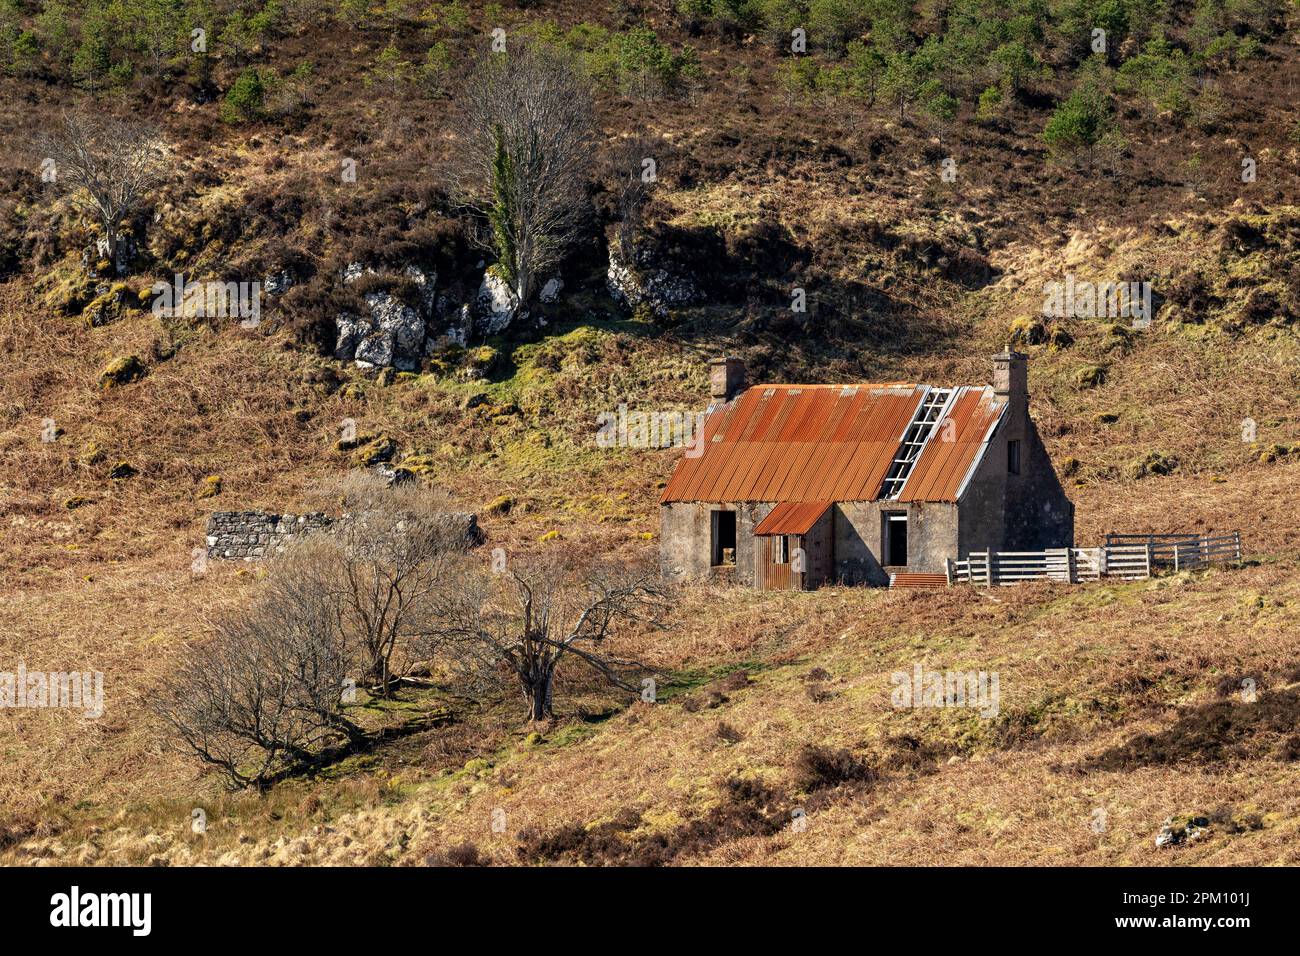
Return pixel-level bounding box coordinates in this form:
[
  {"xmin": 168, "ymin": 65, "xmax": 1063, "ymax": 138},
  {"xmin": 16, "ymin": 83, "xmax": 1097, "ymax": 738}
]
[
  {"xmin": 205, "ymin": 511, "xmax": 334, "ymax": 560},
  {"xmin": 206, "ymin": 510, "xmax": 484, "ymax": 560}
]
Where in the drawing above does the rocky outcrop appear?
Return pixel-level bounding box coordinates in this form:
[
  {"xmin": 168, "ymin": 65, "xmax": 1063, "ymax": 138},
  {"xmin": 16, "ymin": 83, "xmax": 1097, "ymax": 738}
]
[
  {"xmin": 334, "ymin": 260, "xmax": 534, "ymax": 370},
  {"xmin": 606, "ymin": 249, "xmax": 698, "ymax": 318},
  {"xmin": 475, "ymin": 270, "xmax": 520, "ymax": 335},
  {"xmin": 263, "ymin": 271, "xmax": 294, "ymax": 295},
  {"xmin": 357, "ymin": 293, "xmax": 425, "ymax": 371},
  {"xmin": 335, "ymin": 264, "xmax": 440, "ymax": 372},
  {"xmin": 539, "ymin": 277, "xmax": 564, "ymax": 304},
  {"xmin": 333, "ymin": 260, "xmax": 569, "ymax": 369}
]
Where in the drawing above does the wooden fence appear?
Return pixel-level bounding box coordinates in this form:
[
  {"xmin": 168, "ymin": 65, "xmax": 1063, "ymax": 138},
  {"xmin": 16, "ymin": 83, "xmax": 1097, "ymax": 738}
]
[
  {"xmin": 946, "ymin": 532, "xmax": 1241, "ymax": 587},
  {"xmin": 1103, "ymin": 532, "xmax": 1242, "ymax": 570}
]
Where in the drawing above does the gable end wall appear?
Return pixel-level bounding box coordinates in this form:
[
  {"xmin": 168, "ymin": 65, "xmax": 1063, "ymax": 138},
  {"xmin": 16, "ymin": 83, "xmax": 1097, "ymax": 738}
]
[{"xmin": 958, "ymin": 403, "xmax": 1074, "ymax": 554}]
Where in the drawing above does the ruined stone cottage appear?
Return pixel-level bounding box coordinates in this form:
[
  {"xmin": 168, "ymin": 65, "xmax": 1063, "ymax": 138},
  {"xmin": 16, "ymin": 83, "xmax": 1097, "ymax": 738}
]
[{"xmin": 660, "ymin": 353, "xmax": 1074, "ymax": 589}]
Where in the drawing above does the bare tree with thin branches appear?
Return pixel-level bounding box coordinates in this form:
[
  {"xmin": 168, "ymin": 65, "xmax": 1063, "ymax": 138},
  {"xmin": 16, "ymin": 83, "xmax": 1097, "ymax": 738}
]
[
  {"xmin": 153, "ymin": 549, "xmax": 360, "ymax": 791},
  {"xmin": 304, "ymin": 473, "xmax": 480, "ymax": 698},
  {"xmin": 155, "ymin": 477, "xmax": 480, "ymax": 788},
  {"xmin": 37, "ymin": 111, "xmax": 166, "ymax": 276},
  {"xmin": 605, "ymin": 133, "xmax": 660, "ymax": 263},
  {"xmin": 432, "ymin": 553, "xmax": 665, "ymax": 723},
  {"xmin": 450, "ymin": 40, "xmax": 595, "ymax": 310}
]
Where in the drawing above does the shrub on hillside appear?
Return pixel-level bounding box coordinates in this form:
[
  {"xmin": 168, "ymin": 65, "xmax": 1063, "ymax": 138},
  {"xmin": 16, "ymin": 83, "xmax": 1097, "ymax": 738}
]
[
  {"xmin": 155, "ymin": 476, "xmax": 476, "ymax": 789},
  {"xmin": 675, "ymin": 0, "xmax": 764, "ymax": 39},
  {"xmin": 977, "ymin": 84, "xmax": 1004, "ymax": 120},
  {"xmin": 751, "ymin": 0, "xmax": 802, "ymax": 49},
  {"xmin": 792, "ymin": 744, "xmax": 877, "ymax": 792},
  {"xmin": 808, "ymin": 0, "xmax": 870, "ymax": 56},
  {"xmin": 1115, "ymin": 38, "xmax": 1194, "ymax": 117},
  {"xmin": 152, "ymin": 550, "xmax": 362, "ymax": 791},
  {"xmin": 1043, "ymin": 73, "xmax": 1112, "ymax": 165},
  {"xmin": 421, "ymin": 42, "xmax": 452, "ymax": 94},
  {"xmin": 221, "ymin": 68, "xmax": 266, "ymax": 122},
  {"xmin": 567, "ymin": 24, "xmax": 697, "ymax": 99}
]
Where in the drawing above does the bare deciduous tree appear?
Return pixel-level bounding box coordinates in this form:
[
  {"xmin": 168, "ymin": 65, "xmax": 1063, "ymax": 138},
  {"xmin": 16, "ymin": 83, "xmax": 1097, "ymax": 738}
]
[
  {"xmin": 156, "ymin": 476, "xmax": 481, "ymax": 788},
  {"xmin": 451, "ymin": 40, "xmax": 595, "ymax": 309},
  {"xmin": 433, "ymin": 554, "xmax": 664, "ymax": 723},
  {"xmin": 36, "ymin": 112, "xmax": 166, "ymax": 276},
  {"xmin": 606, "ymin": 134, "xmax": 659, "ymax": 262},
  {"xmin": 304, "ymin": 473, "xmax": 480, "ymax": 697},
  {"xmin": 153, "ymin": 551, "xmax": 359, "ymax": 791}
]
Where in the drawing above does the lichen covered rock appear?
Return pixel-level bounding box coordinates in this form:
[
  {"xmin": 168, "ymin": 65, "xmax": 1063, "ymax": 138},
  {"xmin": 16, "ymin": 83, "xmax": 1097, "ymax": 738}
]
[
  {"xmin": 475, "ymin": 270, "xmax": 520, "ymax": 334},
  {"xmin": 98, "ymin": 355, "xmax": 146, "ymax": 389},
  {"xmin": 606, "ymin": 250, "xmax": 698, "ymax": 318},
  {"xmin": 197, "ymin": 475, "xmax": 222, "ymax": 499},
  {"xmin": 539, "ymin": 277, "xmax": 564, "ymax": 304}
]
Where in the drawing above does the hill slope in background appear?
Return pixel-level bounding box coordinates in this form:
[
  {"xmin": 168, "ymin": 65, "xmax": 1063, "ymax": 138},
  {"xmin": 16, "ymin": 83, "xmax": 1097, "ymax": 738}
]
[{"xmin": 1, "ymin": 0, "xmax": 1298, "ymax": 864}]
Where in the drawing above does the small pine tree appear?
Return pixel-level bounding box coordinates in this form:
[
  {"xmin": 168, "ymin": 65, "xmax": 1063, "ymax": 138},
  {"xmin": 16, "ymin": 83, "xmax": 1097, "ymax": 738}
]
[
  {"xmin": 1043, "ymin": 82, "xmax": 1111, "ymax": 166},
  {"xmin": 366, "ymin": 43, "xmax": 411, "ymax": 94},
  {"xmin": 10, "ymin": 30, "xmax": 40, "ymax": 76},
  {"xmin": 35, "ymin": 0, "xmax": 73, "ymax": 66},
  {"xmin": 71, "ymin": 27, "xmax": 111, "ymax": 88},
  {"xmin": 221, "ymin": 68, "xmax": 266, "ymax": 123},
  {"xmin": 421, "ymin": 41, "xmax": 451, "ymax": 95},
  {"xmin": 921, "ymin": 87, "xmax": 958, "ymax": 146}
]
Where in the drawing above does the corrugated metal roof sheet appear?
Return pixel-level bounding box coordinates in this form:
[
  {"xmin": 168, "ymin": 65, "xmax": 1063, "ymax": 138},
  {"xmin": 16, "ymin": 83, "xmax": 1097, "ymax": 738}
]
[
  {"xmin": 897, "ymin": 386, "xmax": 1005, "ymax": 502},
  {"xmin": 660, "ymin": 381, "xmax": 1006, "ymax": 505},
  {"xmin": 753, "ymin": 501, "xmax": 832, "ymax": 535},
  {"xmin": 662, "ymin": 384, "xmax": 923, "ymax": 504}
]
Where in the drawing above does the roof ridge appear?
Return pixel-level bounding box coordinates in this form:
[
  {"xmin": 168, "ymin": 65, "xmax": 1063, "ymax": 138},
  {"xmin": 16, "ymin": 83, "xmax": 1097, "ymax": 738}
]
[
  {"xmin": 747, "ymin": 382, "xmax": 917, "ymax": 391},
  {"xmin": 744, "ymin": 381, "xmax": 990, "ymax": 391}
]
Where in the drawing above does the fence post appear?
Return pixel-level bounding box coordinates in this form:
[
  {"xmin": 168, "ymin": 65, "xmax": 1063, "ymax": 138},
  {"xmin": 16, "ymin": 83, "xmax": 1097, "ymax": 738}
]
[
  {"xmin": 945, "ymin": 557, "xmax": 953, "ymax": 586},
  {"xmin": 1234, "ymin": 531, "xmax": 1242, "ymax": 561},
  {"xmin": 1144, "ymin": 543, "xmax": 1152, "ymax": 579},
  {"xmin": 1174, "ymin": 545, "xmax": 1181, "ymax": 573},
  {"xmin": 1066, "ymin": 547, "xmax": 1077, "ymax": 584},
  {"xmin": 1098, "ymin": 547, "xmax": 1108, "ymax": 577},
  {"xmin": 985, "ymin": 549, "xmax": 994, "ymax": 587}
]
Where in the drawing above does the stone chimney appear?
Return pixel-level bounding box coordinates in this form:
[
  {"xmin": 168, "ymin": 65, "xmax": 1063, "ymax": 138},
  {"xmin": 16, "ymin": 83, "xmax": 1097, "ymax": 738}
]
[
  {"xmin": 992, "ymin": 349, "xmax": 1027, "ymax": 406},
  {"xmin": 709, "ymin": 356, "xmax": 746, "ymax": 403}
]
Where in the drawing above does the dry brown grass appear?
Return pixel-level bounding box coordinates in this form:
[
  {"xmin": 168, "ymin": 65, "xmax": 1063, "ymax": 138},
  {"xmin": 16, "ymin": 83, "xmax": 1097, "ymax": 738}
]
[
  {"xmin": 6, "ymin": 555, "xmax": 1298, "ymax": 866},
  {"xmin": 2, "ymin": 133, "xmax": 1299, "ymax": 865}
]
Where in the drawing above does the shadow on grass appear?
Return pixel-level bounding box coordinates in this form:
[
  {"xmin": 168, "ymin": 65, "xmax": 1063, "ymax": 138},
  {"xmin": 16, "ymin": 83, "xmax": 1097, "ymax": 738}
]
[
  {"xmin": 272, "ymin": 707, "xmax": 459, "ymax": 787},
  {"xmin": 1081, "ymin": 686, "xmax": 1300, "ymax": 772}
]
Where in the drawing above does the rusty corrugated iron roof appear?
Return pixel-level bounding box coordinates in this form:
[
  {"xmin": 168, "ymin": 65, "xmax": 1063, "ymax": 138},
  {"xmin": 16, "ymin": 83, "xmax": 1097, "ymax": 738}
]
[
  {"xmin": 753, "ymin": 500, "xmax": 832, "ymax": 535},
  {"xmin": 662, "ymin": 384, "xmax": 923, "ymax": 503},
  {"xmin": 896, "ymin": 386, "xmax": 1006, "ymax": 502},
  {"xmin": 660, "ymin": 382, "xmax": 1006, "ymax": 505}
]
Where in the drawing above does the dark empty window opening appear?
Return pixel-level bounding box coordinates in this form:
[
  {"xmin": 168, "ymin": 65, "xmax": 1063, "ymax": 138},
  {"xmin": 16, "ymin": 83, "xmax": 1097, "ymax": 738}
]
[
  {"xmin": 1007, "ymin": 439, "xmax": 1021, "ymax": 475},
  {"xmin": 884, "ymin": 512, "xmax": 908, "ymax": 567},
  {"xmin": 711, "ymin": 510, "xmax": 737, "ymax": 566},
  {"xmin": 774, "ymin": 535, "xmax": 789, "ymax": 564}
]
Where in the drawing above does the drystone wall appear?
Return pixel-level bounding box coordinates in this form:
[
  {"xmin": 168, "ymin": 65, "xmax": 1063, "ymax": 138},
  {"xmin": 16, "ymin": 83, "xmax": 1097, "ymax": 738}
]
[
  {"xmin": 205, "ymin": 511, "xmax": 334, "ymax": 560},
  {"xmin": 205, "ymin": 510, "xmax": 483, "ymax": 560}
]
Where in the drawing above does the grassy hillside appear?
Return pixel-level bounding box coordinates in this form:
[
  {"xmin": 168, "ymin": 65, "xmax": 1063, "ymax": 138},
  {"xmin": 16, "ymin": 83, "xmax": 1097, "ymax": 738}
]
[
  {"xmin": 1, "ymin": 0, "xmax": 1298, "ymax": 865},
  {"xmin": 8, "ymin": 552, "xmax": 1300, "ymax": 865}
]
